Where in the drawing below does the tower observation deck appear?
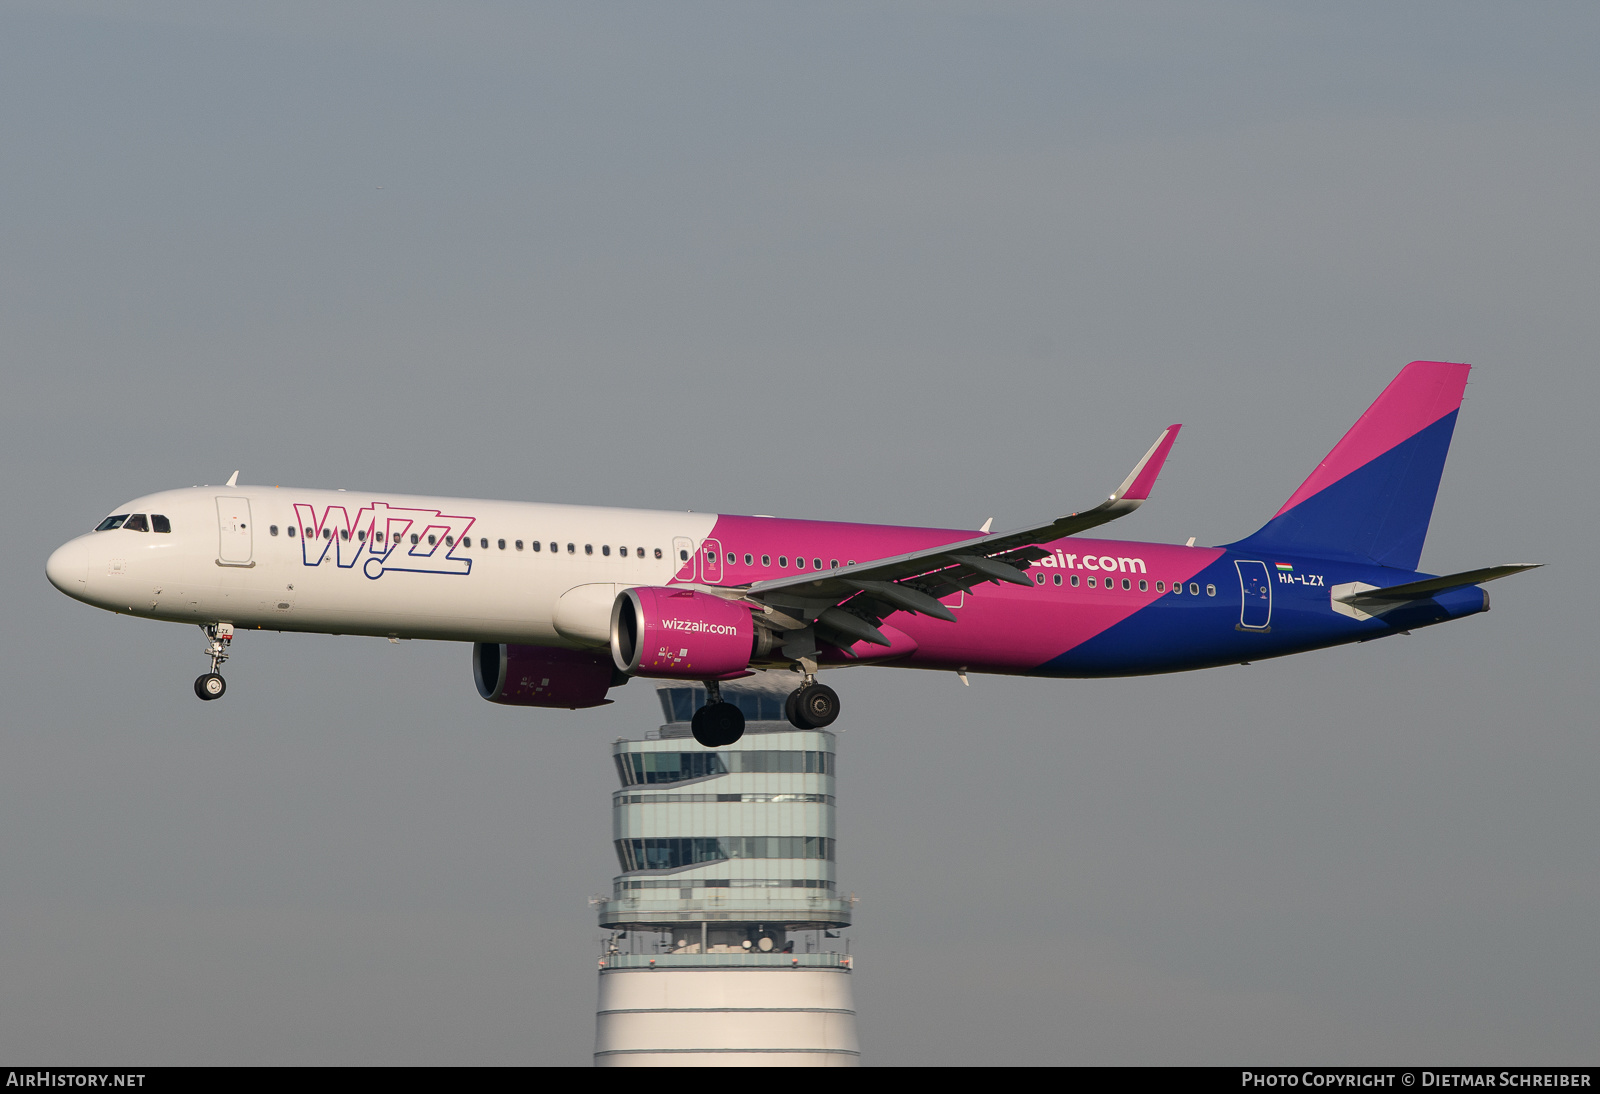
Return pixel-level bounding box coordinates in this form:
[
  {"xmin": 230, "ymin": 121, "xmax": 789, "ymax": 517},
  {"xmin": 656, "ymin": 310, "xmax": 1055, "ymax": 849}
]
[{"xmin": 593, "ymin": 677, "xmax": 859, "ymax": 1066}]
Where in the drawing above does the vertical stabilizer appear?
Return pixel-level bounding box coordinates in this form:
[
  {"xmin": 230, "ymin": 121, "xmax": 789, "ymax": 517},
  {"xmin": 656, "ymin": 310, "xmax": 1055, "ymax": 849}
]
[{"xmin": 1227, "ymin": 361, "xmax": 1470, "ymax": 570}]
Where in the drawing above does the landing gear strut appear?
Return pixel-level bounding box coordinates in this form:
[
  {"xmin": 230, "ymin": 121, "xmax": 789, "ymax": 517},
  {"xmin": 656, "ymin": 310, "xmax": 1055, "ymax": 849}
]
[
  {"xmin": 194, "ymin": 623, "xmax": 232, "ymax": 701},
  {"xmin": 690, "ymin": 679, "xmax": 745, "ymax": 748}
]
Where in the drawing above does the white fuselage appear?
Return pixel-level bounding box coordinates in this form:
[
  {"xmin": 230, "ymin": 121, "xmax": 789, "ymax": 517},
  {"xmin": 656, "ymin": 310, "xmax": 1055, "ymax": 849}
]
[{"xmin": 46, "ymin": 486, "xmax": 719, "ymax": 647}]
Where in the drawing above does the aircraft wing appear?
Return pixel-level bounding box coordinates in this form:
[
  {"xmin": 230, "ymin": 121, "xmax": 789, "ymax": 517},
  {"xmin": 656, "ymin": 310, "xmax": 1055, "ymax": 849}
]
[{"xmin": 736, "ymin": 424, "xmax": 1181, "ymax": 647}]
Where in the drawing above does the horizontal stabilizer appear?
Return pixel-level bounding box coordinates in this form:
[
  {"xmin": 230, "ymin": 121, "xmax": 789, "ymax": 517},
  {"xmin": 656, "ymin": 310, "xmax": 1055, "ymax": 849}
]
[{"xmin": 1333, "ymin": 563, "xmax": 1541, "ymax": 614}]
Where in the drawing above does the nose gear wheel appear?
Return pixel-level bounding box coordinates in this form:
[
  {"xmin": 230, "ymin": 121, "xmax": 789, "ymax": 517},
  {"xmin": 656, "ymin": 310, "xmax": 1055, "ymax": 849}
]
[{"xmin": 193, "ymin": 623, "xmax": 233, "ymax": 701}]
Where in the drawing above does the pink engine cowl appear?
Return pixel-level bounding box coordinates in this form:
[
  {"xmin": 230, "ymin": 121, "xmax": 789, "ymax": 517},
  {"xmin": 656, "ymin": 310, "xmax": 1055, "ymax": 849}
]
[
  {"xmin": 473, "ymin": 643, "xmax": 618, "ymax": 708},
  {"xmin": 610, "ymin": 586, "xmax": 755, "ymax": 679}
]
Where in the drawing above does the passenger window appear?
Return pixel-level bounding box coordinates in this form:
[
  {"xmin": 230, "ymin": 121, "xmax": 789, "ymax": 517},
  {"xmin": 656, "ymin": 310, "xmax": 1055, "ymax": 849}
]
[
  {"xmin": 727, "ymin": 552, "xmax": 735, "ymax": 564},
  {"xmin": 1189, "ymin": 583, "xmax": 1199, "ymax": 595},
  {"xmin": 1121, "ymin": 578, "xmax": 1130, "ymax": 590},
  {"xmin": 568, "ymin": 543, "xmax": 576, "ymax": 554},
  {"xmin": 124, "ymin": 514, "xmax": 149, "ymax": 532},
  {"xmin": 341, "ymin": 529, "xmax": 350, "ymax": 541},
  {"xmin": 814, "ymin": 558, "xmax": 822, "ymax": 570},
  {"xmin": 269, "ymin": 525, "xmax": 279, "ymax": 536},
  {"xmin": 409, "ymin": 533, "xmax": 418, "ymax": 544},
  {"xmin": 305, "ymin": 527, "xmax": 314, "ymax": 538},
  {"xmin": 287, "ymin": 526, "xmax": 296, "ymax": 538},
  {"xmin": 745, "ymin": 554, "xmax": 753, "ymax": 565},
  {"xmin": 1053, "ymin": 574, "xmax": 1062, "ymax": 586},
  {"xmin": 796, "ymin": 557, "xmax": 805, "ymax": 569},
  {"xmin": 95, "ymin": 515, "xmax": 129, "ymax": 531},
  {"xmin": 1070, "ymin": 575, "xmax": 1079, "ymax": 587},
  {"xmin": 426, "ymin": 534, "xmax": 435, "ymax": 546},
  {"xmin": 602, "ymin": 545, "xmax": 611, "ymax": 556},
  {"xmin": 585, "ymin": 544, "xmax": 593, "ymax": 555},
  {"xmin": 830, "ymin": 559, "xmax": 838, "ymax": 569},
  {"xmin": 446, "ymin": 535, "xmax": 455, "ymax": 546},
  {"xmin": 1139, "ymin": 580, "xmax": 1148, "ymax": 591},
  {"xmin": 516, "ymin": 540, "xmax": 524, "ymax": 551},
  {"xmin": 1155, "ymin": 581, "xmax": 1164, "ymax": 592},
  {"xmin": 532, "ymin": 540, "xmax": 541, "ymax": 552},
  {"xmin": 779, "ymin": 556, "xmax": 788, "ymax": 567},
  {"xmin": 358, "ymin": 530, "xmax": 366, "ymax": 542},
  {"xmin": 1034, "ymin": 573, "xmax": 1045, "ymax": 585},
  {"xmin": 480, "ymin": 538, "xmax": 488, "ymax": 549},
  {"xmin": 762, "ymin": 555, "xmax": 771, "ymax": 566},
  {"xmin": 1206, "ymin": 584, "xmax": 1216, "ymax": 597},
  {"xmin": 498, "ymin": 539, "xmax": 506, "ymax": 550},
  {"xmin": 654, "ymin": 548, "xmax": 663, "ymax": 559},
  {"xmin": 152, "ymin": 514, "xmax": 171, "ymax": 533},
  {"xmin": 679, "ymin": 549, "xmax": 688, "ymax": 561},
  {"xmin": 1088, "ymin": 577, "xmax": 1096, "ymax": 588}
]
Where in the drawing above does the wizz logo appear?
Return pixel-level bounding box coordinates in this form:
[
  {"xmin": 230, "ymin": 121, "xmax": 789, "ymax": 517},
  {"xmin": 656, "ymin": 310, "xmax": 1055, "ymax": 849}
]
[{"xmin": 293, "ymin": 502, "xmax": 476, "ymax": 580}]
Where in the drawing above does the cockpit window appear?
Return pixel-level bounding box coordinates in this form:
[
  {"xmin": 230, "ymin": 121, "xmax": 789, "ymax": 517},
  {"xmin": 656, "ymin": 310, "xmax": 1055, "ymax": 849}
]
[
  {"xmin": 95, "ymin": 515, "xmax": 129, "ymax": 531},
  {"xmin": 123, "ymin": 514, "xmax": 149, "ymax": 532},
  {"xmin": 151, "ymin": 514, "xmax": 171, "ymax": 533}
]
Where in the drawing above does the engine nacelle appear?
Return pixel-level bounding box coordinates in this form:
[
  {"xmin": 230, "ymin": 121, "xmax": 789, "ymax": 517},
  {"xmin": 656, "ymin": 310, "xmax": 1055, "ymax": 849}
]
[
  {"xmin": 610, "ymin": 586, "xmax": 756, "ymax": 679},
  {"xmin": 473, "ymin": 643, "xmax": 619, "ymax": 709}
]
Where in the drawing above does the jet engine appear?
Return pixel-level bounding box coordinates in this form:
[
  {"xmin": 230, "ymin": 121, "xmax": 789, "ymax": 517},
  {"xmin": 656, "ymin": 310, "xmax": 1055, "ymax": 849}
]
[
  {"xmin": 473, "ymin": 643, "xmax": 621, "ymax": 709},
  {"xmin": 610, "ymin": 586, "xmax": 764, "ymax": 679}
]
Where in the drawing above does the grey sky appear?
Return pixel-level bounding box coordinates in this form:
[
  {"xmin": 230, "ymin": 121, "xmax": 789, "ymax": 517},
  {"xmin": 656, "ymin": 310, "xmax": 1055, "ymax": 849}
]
[{"xmin": 2, "ymin": 2, "xmax": 1595, "ymax": 1064}]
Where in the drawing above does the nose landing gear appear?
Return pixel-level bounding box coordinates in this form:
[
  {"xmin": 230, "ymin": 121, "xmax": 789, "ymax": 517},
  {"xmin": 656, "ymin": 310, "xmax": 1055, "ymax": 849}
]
[
  {"xmin": 194, "ymin": 623, "xmax": 233, "ymax": 701},
  {"xmin": 690, "ymin": 679, "xmax": 746, "ymax": 748}
]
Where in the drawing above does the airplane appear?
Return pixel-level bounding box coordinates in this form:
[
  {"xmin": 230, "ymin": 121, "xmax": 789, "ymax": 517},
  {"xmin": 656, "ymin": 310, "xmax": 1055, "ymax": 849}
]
[{"xmin": 45, "ymin": 361, "xmax": 1538, "ymax": 747}]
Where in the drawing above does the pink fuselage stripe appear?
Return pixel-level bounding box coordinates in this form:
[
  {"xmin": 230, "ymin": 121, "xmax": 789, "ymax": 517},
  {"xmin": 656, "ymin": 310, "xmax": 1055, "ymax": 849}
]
[
  {"xmin": 1272, "ymin": 361, "xmax": 1469, "ymax": 518},
  {"xmin": 702, "ymin": 514, "xmax": 1223, "ymax": 673}
]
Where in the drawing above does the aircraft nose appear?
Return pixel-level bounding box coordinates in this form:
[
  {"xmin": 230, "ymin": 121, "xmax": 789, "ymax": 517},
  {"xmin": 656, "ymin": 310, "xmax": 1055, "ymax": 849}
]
[{"xmin": 46, "ymin": 537, "xmax": 89, "ymax": 597}]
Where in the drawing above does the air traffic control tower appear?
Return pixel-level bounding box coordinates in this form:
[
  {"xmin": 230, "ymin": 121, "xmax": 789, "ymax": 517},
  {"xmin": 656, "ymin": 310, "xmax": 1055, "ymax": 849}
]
[{"xmin": 593, "ymin": 679, "xmax": 860, "ymax": 1066}]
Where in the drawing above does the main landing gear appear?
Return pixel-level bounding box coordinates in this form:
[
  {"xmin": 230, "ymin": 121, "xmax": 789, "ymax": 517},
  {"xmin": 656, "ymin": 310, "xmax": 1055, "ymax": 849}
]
[
  {"xmin": 785, "ymin": 680, "xmax": 840, "ymax": 730},
  {"xmin": 689, "ymin": 675, "xmax": 843, "ymax": 746},
  {"xmin": 691, "ymin": 679, "xmax": 745, "ymax": 748},
  {"xmin": 194, "ymin": 623, "xmax": 233, "ymax": 701}
]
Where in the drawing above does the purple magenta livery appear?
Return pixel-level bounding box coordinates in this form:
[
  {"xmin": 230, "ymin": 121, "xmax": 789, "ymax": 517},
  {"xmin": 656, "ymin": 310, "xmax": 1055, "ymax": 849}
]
[{"xmin": 46, "ymin": 362, "xmax": 1539, "ymax": 746}]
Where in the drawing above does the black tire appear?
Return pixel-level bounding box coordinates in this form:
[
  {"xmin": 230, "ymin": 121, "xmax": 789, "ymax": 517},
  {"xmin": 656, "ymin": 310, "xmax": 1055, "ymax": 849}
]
[
  {"xmin": 793, "ymin": 683, "xmax": 839, "ymax": 728},
  {"xmin": 194, "ymin": 673, "xmax": 226, "ymax": 701},
  {"xmin": 691, "ymin": 702, "xmax": 745, "ymax": 747},
  {"xmin": 785, "ymin": 688, "xmax": 804, "ymax": 728}
]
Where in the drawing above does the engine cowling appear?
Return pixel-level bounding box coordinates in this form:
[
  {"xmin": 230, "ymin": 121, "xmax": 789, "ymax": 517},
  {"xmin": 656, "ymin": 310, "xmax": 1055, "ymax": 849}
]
[
  {"xmin": 473, "ymin": 643, "xmax": 619, "ymax": 708},
  {"xmin": 610, "ymin": 586, "xmax": 757, "ymax": 679}
]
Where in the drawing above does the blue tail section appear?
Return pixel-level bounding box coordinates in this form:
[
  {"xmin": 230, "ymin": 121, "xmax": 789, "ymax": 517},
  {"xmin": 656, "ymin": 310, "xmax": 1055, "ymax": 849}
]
[
  {"xmin": 1230, "ymin": 411, "xmax": 1461, "ymax": 568},
  {"xmin": 1226, "ymin": 362, "xmax": 1470, "ymax": 570}
]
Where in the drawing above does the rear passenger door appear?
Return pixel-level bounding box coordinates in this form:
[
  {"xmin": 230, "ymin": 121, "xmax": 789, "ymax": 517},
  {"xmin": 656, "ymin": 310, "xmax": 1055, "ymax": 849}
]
[{"xmin": 1235, "ymin": 559, "xmax": 1271, "ymax": 629}]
